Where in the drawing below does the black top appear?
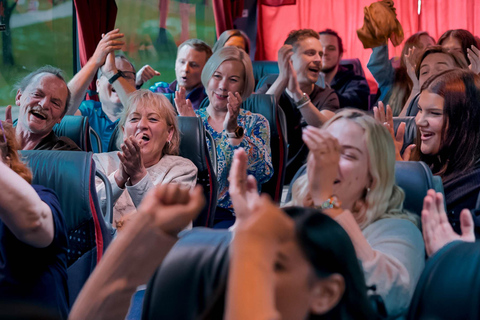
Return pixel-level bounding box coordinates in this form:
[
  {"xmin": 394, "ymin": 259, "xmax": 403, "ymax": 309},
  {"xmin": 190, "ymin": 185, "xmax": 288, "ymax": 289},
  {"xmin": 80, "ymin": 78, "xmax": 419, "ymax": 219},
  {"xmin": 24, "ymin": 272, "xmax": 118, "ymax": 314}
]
[
  {"xmin": 330, "ymin": 65, "xmax": 370, "ymax": 111},
  {"xmin": 257, "ymin": 83, "xmax": 339, "ymax": 182},
  {"xmin": 0, "ymin": 185, "xmax": 69, "ymax": 319}
]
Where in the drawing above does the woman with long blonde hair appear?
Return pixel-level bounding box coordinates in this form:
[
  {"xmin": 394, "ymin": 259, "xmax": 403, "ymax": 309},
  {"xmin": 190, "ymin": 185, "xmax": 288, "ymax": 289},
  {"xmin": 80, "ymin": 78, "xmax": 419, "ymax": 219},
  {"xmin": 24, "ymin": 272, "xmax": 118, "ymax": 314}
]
[{"xmin": 289, "ymin": 109, "xmax": 424, "ymax": 318}]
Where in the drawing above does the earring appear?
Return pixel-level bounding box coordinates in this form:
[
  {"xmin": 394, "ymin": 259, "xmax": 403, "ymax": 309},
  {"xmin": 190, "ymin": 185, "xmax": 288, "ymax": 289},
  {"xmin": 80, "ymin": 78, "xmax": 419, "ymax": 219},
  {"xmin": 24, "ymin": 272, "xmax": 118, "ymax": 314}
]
[{"xmin": 367, "ymin": 187, "xmax": 371, "ymax": 193}]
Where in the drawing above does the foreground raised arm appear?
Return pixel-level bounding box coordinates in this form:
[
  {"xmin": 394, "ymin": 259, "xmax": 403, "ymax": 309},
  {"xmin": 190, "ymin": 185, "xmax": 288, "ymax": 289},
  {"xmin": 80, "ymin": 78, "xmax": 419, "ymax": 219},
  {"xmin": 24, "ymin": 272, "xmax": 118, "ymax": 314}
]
[{"xmin": 69, "ymin": 184, "xmax": 204, "ymax": 320}]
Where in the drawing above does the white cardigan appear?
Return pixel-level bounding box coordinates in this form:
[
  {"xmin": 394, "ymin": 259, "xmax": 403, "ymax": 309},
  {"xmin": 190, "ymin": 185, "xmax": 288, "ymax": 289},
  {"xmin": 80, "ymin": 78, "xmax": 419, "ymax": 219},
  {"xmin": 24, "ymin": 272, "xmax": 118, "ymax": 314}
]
[{"xmin": 94, "ymin": 152, "xmax": 197, "ymax": 225}]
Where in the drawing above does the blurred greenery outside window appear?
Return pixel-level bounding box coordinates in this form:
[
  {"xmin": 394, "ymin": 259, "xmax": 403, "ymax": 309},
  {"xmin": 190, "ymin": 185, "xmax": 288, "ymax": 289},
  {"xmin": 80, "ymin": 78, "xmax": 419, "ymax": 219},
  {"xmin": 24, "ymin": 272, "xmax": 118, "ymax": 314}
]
[
  {"xmin": 115, "ymin": 0, "xmax": 216, "ymax": 90},
  {"xmin": 0, "ymin": 0, "xmax": 216, "ymax": 115}
]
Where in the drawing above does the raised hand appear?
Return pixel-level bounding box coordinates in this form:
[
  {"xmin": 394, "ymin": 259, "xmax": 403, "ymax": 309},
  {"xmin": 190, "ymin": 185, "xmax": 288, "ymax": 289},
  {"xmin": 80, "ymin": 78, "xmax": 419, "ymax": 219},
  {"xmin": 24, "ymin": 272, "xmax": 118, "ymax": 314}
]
[
  {"xmin": 136, "ymin": 65, "xmax": 161, "ymax": 88},
  {"xmin": 92, "ymin": 29, "xmax": 125, "ymax": 67},
  {"xmin": 277, "ymin": 45, "xmax": 294, "ymax": 81},
  {"xmin": 175, "ymin": 86, "xmax": 196, "ymax": 117},
  {"xmin": 100, "ymin": 51, "xmax": 118, "ymax": 80},
  {"xmin": 374, "ymin": 101, "xmax": 415, "ymax": 161},
  {"xmin": 235, "ymin": 194, "xmax": 295, "ymax": 243},
  {"xmin": 229, "ymin": 148, "xmax": 259, "ymax": 227},
  {"xmin": 302, "ymin": 126, "xmax": 341, "ymax": 202},
  {"xmin": 138, "ymin": 183, "xmax": 205, "ymax": 237},
  {"xmin": 118, "ymin": 136, "xmax": 147, "ymax": 185},
  {"xmin": 404, "ymin": 46, "xmax": 419, "ymax": 89},
  {"xmin": 4, "ymin": 105, "xmax": 12, "ymax": 124},
  {"xmin": 223, "ymin": 92, "xmax": 243, "ymax": 133},
  {"xmin": 468, "ymin": 45, "xmax": 480, "ymax": 74},
  {"xmin": 422, "ymin": 190, "xmax": 475, "ymax": 257}
]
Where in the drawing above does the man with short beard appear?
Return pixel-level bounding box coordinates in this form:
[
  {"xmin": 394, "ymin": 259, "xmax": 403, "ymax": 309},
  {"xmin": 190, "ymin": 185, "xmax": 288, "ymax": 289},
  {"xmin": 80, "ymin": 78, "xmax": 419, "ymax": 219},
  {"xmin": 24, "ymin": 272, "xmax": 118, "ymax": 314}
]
[
  {"xmin": 319, "ymin": 29, "xmax": 370, "ymax": 111},
  {"xmin": 256, "ymin": 29, "xmax": 339, "ymax": 182}
]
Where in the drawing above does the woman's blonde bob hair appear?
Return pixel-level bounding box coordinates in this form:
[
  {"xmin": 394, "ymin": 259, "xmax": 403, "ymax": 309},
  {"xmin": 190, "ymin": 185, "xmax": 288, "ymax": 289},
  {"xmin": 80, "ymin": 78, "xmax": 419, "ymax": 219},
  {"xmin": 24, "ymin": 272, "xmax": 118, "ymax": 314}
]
[
  {"xmin": 201, "ymin": 46, "xmax": 255, "ymax": 101},
  {"xmin": 289, "ymin": 109, "xmax": 416, "ymax": 229},
  {"xmin": 117, "ymin": 89, "xmax": 180, "ymax": 156}
]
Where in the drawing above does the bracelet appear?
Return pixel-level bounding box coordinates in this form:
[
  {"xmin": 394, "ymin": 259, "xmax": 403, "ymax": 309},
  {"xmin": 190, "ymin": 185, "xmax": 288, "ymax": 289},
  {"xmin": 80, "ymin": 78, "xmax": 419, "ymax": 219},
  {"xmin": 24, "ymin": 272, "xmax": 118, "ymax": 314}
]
[
  {"xmin": 314, "ymin": 195, "xmax": 341, "ymax": 210},
  {"xmin": 296, "ymin": 98, "xmax": 311, "ymax": 109}
]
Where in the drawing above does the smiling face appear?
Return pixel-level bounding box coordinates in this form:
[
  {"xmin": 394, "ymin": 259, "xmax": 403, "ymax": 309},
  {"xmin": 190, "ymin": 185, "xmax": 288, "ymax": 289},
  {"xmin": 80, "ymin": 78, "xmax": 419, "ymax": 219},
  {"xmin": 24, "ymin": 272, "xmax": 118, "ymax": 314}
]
[
  {"xmin": 419, "ymin": 53, "xmax": 457, "ymax": 87},
  {"xmin": 97, "ymin": 57, "xmax": 136, "ymax": 106},
  {"xmin": 16, "ymin": 73, "xmax": 68, "ymax": 137},
  {"xmin": 175, "ymin": 45, "xmax": 208, "ymax": 92},
  {"xmin": 123, "ymin": 103, "xmax": 174, "ymax": 168},
  {"xmin": 291, "ymin": 37, "xmax": 323, "ymax": 86},
  {"xmin": 416, "ymin": 90, "xmax": 445, "ymax": 155},
  {"xmin": 325, "ymin": 119, "xmax": 371, "ymax": 212},
  {"xmin": 206, "ymin": 60, "xmax": 245, "ymax": 112},
  {"xmin": 319, "ymin": 34, "xmax": 341, "ymax": 72}
]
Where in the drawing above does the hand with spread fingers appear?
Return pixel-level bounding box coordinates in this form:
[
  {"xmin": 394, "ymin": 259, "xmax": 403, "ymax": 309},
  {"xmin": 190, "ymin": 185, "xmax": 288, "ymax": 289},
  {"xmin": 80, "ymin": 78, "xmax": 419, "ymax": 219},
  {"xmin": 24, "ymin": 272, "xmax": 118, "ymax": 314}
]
[
  {"xmin": 302, "ymin": 126, "xmax": 341, "ymax": 202},
  {"xmin": 422, "ymin": 190, "xmax": 475, "ymax": 257},
  {"xmin": 92, "ymin": 29, "xmax": 125, "ymax": 68},
  {"xmin": 223, "ymin": 92, "xmax": 243, "ymax": 133},
  {"xmin": 229, "ymin": 148, "xmax": 259, "ymax": 228},
  {"xmin": 139, "ymin": 183, "xmax": 205, "ymax": 237},
  {"xmin": 468, "ymin": 45, "xmax": 480, "ymax": 74},
  {"xmin": 175, "ymin": 86, "xmax": 196, "ymax": 117},
  {"xmin": 136, "ymin": 65, "xmax": 161, "ymax": 88},
  {"xmin": 374, "ymin": 101, "xmax": 415, "ymax": 161},
  {"xmin": 118, "ymin": 136, "xmax": 148, "ymax": 186}
]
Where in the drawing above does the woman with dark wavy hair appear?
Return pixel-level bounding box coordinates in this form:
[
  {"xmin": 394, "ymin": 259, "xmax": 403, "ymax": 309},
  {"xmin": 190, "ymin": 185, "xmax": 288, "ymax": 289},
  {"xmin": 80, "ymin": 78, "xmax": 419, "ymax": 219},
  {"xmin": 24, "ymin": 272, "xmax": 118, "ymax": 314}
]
[{"xmin": 412, "ymin": 68, "xmax": 480, "ymax": 236}]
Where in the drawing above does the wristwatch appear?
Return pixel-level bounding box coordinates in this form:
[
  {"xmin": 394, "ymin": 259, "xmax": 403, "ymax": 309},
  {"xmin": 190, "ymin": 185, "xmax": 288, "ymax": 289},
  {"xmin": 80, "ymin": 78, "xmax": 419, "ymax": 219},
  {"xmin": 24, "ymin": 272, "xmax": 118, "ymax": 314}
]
[
  {"xmin": 314, "ymin": 195, "xmax": 342, "ymax": 210},
  {"xmin": 226, "ymin": 126, "xmax": 244, "ymax": 139},
  {"xmin": 294, "ymin": 92, "xmax": 311, "ymax": 109},
  {"xmin": 108, "ymin": 70, "xmax": 125, "ymax": 84}
]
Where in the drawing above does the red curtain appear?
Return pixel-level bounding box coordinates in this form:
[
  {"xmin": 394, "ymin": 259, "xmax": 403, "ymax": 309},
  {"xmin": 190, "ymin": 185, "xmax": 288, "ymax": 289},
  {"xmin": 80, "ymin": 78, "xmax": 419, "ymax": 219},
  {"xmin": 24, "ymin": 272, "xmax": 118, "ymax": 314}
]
[
  {"xmin": 74, "ymin": 0, "xmax": 117, "ymax": 99},
  {"xmin": 212, "ymin": 0, "xmax": 245, "ymax": 37},
  {"xmin": 255, "ymin": 0, "xmax": 420, "ymax": 93},
  {"xmin": 419, "ymin": 0, "xmax": 480, "ymax": 41}
]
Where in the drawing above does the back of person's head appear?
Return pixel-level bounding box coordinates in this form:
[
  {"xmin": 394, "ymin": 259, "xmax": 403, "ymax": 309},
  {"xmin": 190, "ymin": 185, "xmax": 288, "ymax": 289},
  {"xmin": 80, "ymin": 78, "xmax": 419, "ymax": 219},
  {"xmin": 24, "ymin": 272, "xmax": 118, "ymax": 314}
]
[
  {"xmin": 414, "ymin": 45, "xmax": 468, "ymax": 79},
  {"xmin": 0, "ymin": 121, "xmax": 32, "ymax": 183},
  {"xmin": 116, "ymin": 89, "xmax": 180, "ymax": 155},
  {"xmin": 412, "ymin": 69, "xmax": 480, "ymax": 179},
  {"xmin": 285, "ymin": 207, "xmax": 380, "ymax": 320},
  {"xmin": 201, "ymin": 46, "xmax": 254, "ymax": 101},
  {"xmin": 290, "ymin": 109, "xmax": 414, "ymax": 229},
  {"xmin": 16, "ymin": 65, "xmax": 71, "ymax": 115},
  {"xmin": 212, "ymin": 30, "xmax": 250, "ymax": 54},
  {"xmin": 438, "ymin": 29, "xmax": 477, "ymax": 65},
  {"xmin": 178, "ymin": 38, "xmax": 213, "ymax": 61},
  {"xmin": 284, "ymin": 29, "xmax": 320, "ymax": 51},
  {"xmin": 318, "ymin": 29, "xmax": 344, "ymax": 55}
]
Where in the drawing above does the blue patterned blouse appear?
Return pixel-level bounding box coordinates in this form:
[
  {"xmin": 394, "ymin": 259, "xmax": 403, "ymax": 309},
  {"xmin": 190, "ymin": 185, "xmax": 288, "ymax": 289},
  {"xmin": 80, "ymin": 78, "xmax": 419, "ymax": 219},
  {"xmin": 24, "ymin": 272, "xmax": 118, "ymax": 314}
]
[{"xmin": 196, "ymin": 108, "xmax": 273, "ymax": 214}]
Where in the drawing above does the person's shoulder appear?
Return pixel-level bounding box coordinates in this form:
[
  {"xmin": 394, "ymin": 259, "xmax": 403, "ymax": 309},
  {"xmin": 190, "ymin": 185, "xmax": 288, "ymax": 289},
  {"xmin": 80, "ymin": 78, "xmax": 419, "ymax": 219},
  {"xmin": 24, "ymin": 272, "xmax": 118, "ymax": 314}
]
[
  {"xmin": 239, "ymin": 109, "xmax": 269, "ymax": 125},
  {"xmin": 79, "ymin": 100, "xmax": 102, "ymax": 116},
  {"xmin": 364, "ymin": 217, "xmax": 423, "ymax": 242}
]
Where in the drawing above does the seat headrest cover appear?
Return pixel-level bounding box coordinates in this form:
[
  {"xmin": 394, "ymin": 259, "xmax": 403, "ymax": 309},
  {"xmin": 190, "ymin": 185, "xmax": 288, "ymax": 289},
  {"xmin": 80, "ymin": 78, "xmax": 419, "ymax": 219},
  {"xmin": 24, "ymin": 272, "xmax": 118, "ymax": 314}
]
[
  {"xmin": 395, "ymin": 161, "xmax": 435, "ymax": 216},
  {"xmin": 178, "ymin": 116, "xmax": 208, "ymax": 172},
  {"xmin": 19, "ymin": 150, "xmax": 93, "ymax": 232},
  {"xmin": 142, "ymin": 228, "xmax": 232, "ymax": 320},
  {"xmin": 407, "ymin": 241, "xmax": 480, "ymax": 319}
]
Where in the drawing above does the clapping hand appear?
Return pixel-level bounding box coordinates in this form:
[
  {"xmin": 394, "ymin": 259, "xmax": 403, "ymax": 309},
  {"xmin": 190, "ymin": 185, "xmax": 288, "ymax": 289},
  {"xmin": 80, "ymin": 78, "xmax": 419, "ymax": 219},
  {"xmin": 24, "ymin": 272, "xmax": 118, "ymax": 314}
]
[
  {"xmin": 175, "ymin": 86, "xmax": 196, "ymax": 117},
  {"xmin": 373, "ymin": 101, "xmax": 415, "ymax": 161},
  {"xmin": 422, "ymin": 190, "xmax": 475, "ymax": 257}
]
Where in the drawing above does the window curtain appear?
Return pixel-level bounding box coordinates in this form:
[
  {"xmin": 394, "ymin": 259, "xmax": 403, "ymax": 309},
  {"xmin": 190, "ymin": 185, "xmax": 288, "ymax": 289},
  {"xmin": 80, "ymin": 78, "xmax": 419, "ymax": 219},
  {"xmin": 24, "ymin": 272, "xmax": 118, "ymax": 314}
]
[
  {"xmin": 255, "ymin": 0, "xmax": 419, "ymax": 93},
  {"xmin": 419, "ymin": 0, "xmax": 480, "ymax": 41},
  {"xmin": 212, "ymin": 0, "xmax": 245, "ymax": 37},
  {"xmin": 74, "ymin": 0, "xmax": 117, "ymax": 100}
]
